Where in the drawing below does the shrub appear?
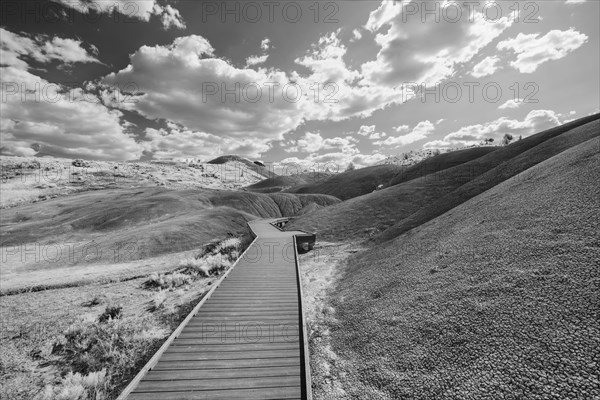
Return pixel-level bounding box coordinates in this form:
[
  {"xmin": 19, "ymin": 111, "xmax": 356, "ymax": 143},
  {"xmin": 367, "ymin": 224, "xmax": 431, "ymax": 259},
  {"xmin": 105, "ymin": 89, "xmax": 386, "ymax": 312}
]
[
  {"xmin": 97, "ymin": 305, "xmax": 122, "ymax": 323},
  {"xmin": 38, "ymin": 369, "xmax": 108, "ymax": 400},
  {"xmin": 82, "ymin": 296, "xmax": 103, "ymax": 308},
  {"xmin": 147, "ymin": 290, "xmax": 167, "ymax": 312},
  {"xmin": 51, "ymin": 316, "xmax": 167, "ymax": 394}
]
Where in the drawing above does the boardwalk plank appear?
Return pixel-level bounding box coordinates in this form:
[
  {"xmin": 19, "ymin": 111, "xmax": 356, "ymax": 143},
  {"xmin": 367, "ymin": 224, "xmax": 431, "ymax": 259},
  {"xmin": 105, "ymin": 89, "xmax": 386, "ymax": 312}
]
[{"xmin": 120, "ymin": 219, "xmax": 311, "ymax": 400}]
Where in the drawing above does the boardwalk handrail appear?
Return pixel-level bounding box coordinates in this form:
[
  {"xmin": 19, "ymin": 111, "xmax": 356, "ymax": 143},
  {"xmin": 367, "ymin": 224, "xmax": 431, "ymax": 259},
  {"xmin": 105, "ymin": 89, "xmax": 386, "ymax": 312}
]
[
  {"xmin": 116, "ymin": 232, "xmax": 258, "ymax": 400},
  {"xmin": 293, "ymin": 234, "xmax": 313, "ymax": 400}
]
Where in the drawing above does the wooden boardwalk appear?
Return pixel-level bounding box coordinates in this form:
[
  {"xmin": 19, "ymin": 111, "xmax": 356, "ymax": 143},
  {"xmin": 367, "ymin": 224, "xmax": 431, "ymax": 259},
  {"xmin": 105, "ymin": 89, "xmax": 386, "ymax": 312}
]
[{"xmin": 118, "ymin": 218, "xmax": 312, "ymax": 400}]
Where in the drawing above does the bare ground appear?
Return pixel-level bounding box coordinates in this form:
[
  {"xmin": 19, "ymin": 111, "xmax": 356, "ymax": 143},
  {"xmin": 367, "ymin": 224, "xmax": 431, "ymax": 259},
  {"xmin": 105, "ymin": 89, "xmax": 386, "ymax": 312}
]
[{"xmin": 297, "ymin": 242, "xmax": 364, "ymax": 400}]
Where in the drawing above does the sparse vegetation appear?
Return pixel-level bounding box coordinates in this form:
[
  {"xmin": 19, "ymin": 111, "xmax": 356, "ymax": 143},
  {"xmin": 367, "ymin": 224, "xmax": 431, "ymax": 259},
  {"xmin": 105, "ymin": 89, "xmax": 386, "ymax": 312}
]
[
  {"xmin": 49, "ymin": 314, "xmax": 167, "ymax": 398},
  {"xmin": 97, "ymin": 305, "xmax": 122, "ymax": 323},
  {"xmin": 38, "ymin": 369, "xmax": 108, "ymax": 400}
]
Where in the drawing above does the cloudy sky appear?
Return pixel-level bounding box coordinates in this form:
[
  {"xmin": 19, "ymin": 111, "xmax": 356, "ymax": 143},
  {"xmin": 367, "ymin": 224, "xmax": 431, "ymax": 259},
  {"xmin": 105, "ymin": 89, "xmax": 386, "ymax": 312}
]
[{"xmin": 1, "ymin": 0, "xmax": 598, "ymax": 168}]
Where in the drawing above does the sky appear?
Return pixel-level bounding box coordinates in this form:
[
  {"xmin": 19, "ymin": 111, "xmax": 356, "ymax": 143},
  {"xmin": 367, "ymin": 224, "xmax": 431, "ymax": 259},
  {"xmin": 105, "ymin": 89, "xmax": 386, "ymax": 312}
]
[{"xmin": 1, "ymin": 0, "xmax": 598, "ymax": 169}]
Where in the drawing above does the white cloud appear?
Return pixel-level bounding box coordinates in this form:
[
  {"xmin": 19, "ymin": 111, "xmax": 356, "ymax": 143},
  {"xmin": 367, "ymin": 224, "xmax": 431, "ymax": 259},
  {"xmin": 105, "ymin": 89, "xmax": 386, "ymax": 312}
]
[
  {"xmin": 281, "ymin": 150, "xmax": 386, "ymax": 171},
  {"xmin": 497, "ymin": 28, "xmax": 588, "ymax": 73},
  {"xmin": 351, "ymin": 29, "xmax": 363, "ymax": 42},
  {"xmin": 293, "ymin": 30, "xmax": 400, "ymax": 121},
  {"xmin": 0, "ymin": 28, "xmax": 100, "ymax": 69},
  {"xmin": 158, "ymin": 4, "xmax": 186, "ymax": 30},
  {"xmin": 246, "ymin": 38, "xmax": 271, "ymax": 67},
  {"xmin": 281, "ymin": 130, "xmax": 383, "ymax": 169},
  {"xmin": 51, "ymin": 0, "xmax": 185, "ymax": 28},
  {"xmin": 245, "ymin": 54, "xmax": 269, "ymax": 66},
  {"xmin": 423, "ymin": 140, "xmax": 452, "ymax": 149},
  {"xmin": 471, "ymin": 56, "xmax": 501, "ymax": 78},
  {"xmin": 425, "ymin": 110, "xmax": 562, "ymax": 148},
  {"xmin": 375, "ymin": 121, "xmax": 435, "ymax": 147},
  {"xmin": 142, "ymin": 127, "xmax": 268, "ymax": 160},
  {"xmin": 101, "ymin": 35, "xmax": 305, "ymax": 152},
  {"xmin": 289, "ymin": 132, "xmax": 357, "ymax": 154},
  {"xmin": 565, "ymin": 0, "xmax": 586, "ymax": 4},
  {"xmin": 0, "ymin": 67, "xmax": 141, "ymax": 160},
  {"xmin": 357, "ymin": 125, "xmax": 376, "ymax": 136},
  {"xmin": 261, "ymin": 38, "xmax": 271, "ymax": 51},
  {"xmin": 362, "ymin": 2, "xmax": 513, "ymax": 86},
  {"xmin": 356, "ymin": 125, "xmax": 386, "ymax": 140},
  {"xmin": 498, "ymin": 99, "xmax": 524, "ymax": 110}
]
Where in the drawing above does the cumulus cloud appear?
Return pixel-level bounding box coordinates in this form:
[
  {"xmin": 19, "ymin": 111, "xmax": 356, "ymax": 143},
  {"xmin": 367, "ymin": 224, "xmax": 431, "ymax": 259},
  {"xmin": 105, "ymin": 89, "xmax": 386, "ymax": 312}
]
[
  {"xmin": 498, "ymin": 99, "xmax": 523, "ymax": 109},
  {"xmin": 471, "ymin": 56, "xmax": 501, "ymax": 78},
  {"xmin": 424, "ymin": 110, "xmax": 562, "ymax": 148},
  {"xmin": 497, "ymin": 28, "xmax": 588, "ymax": 73},
  {"xmin": 261, "ymin": 38, "xmax": 271, "ymax": 51},
  {"xmin": 350, "ymin": 29, "xmax": 363, "ymax": 42},
  {"xmin": 357, "ymin": 125, "xmax": 376, "ymax": 136},
  {"xmin": 142, "ymin": 126, "xmax": 269, "ymax": 160},
  {"xmin": 0, "ymin": 67, "xmax": 141, "ymax": 160},
  {"xmin": 362, "ymin": 1, "xmax": 513, "ymax": 86},
  {"xmin": 286, "ymin": 132, "xmax": 357, "ymax": 154},
  {"xmin": 280, "ymin": 150, "xmax": 386, "ymax": 171},
  {"xmin": 356, "ymin": 125, "xmax": 386, "ymax": 140},
  {"xmin": 101, "ymin": 35, "xmax": 305, "ymax": 150},
  {"xmin": 51, "ymin": 0, "xmax": 185, "ymax": 29},
  {"xmin": 375, "ymin": 121, "xmax": 435, "ymax": 147},
  {"xmin": 157, "ymin": 4, "xmax": 186, "ymax": 30},
  {"xmin": 280, "ymin": 130, "xmax": 386, "ymax": 169},
  {"xmin": 294, "ymin": 29, "xmax": 400, "ymax": 121},
  {"xmin": 0, "ymin": 28, "xmax": 100, "ymax": 69},
  {"xmin": 245, "ymin": 54, "xmax": 269, "ymax": 66},
  {"xmin": 246, "ymin": 38, "xmax": 271, "ymax": 67}
]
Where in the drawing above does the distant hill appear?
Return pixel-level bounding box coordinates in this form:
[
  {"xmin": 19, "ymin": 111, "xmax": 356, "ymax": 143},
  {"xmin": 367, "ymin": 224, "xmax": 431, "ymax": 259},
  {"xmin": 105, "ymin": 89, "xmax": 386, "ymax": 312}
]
[
  {"xmin": 387, "ymin": 146, "xmax": 497, "ymax": 186},
  {"xmin": 208, "ymin": 155, "xmax": 276, "ymax": 179},
  {"xmin": 246, "ymin": 175, "xmax": 309, "ymax": 193},
  {"xmin": 286, "ymin": 164, "xmax": 404, "ymax": 200},
  {"xmin": 323, "ymin": 134, "xmax": 600, "ymax": 399},
  {"xmin": 286, "ymin": 114, "xmax": 600, "ymax": 241}
]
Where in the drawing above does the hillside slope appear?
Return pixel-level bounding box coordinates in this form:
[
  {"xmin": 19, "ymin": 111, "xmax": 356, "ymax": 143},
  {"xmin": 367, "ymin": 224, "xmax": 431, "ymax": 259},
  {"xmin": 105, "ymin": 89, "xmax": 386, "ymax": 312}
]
[
  {"xmin": 0, "ymin": 188, "xmax": 339, "ymax": 291},
  {"xmin": 286, "ymin": 115, "xmax": 600, "ymax": 240},
  {"xmin": 326, "ymin": 136, "xmax": 600, "ymax": 399},
  {"xmin": 387, "ymin": 146, "xmax": 497, "ymax": 186},
  {"xmin": 246, "ymin": 175, "xmax": 309, "ymax": 193},
  {"xmin": 286, "ymin": 164, "xmax": 404, "ymax": 200}
]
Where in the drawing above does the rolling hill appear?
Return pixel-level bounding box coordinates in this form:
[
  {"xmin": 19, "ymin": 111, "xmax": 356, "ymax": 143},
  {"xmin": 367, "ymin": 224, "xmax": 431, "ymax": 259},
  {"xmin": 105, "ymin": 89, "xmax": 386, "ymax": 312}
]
[
  {"xmin": 323, "ymin": 134, "xmax": 600, "ymax": 399},
  {"xmin": 286, "ymin": 114, "xmax": 600, "ymax": 241},
  {"xmin": 286, "ymin": 164, "xmax": 404, "ymax": 200},
  {"xmin": 0, "ymin": 188, "xmax": 339, "ymax": 292},
  {"xmin": 246, "ymin": 175, "xmax": 309, "ymax": 193}
]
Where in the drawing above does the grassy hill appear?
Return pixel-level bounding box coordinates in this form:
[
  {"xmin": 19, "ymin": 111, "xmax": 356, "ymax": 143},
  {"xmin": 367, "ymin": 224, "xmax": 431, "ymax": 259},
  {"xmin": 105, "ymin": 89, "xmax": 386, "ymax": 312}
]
[
  {"xmin": 322, "ymin": 135, "xmax": 600, "ymax": 399},
  {"xmin": 286, "ymin": 114, "xmax": 600, "ymax": 241},
  {"xmin": 286, "ymin": 164, "xmax": 404, "ymax": 200},
  {"xmin": 246, "ymin": 170, "xmax": 336, "ymax": 193},
  {"xmin": 0, "ymin": 187, "xmax": 339, "ymax": 292},
  {"xmin": 246, "ymin": 175, "xmax": 309, "ymax": 193},
  {"xmin": 387, "ymin": 146, "xmax": 497, "ymax": 186}
]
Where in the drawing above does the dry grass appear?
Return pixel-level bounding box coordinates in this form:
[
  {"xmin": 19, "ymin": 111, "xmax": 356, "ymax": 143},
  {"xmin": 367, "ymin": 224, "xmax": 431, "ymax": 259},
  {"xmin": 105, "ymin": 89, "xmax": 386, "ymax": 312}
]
[
  {"xmin": 297, "ymin": 242, "xmax": 360, "ymax": 400},
  {"xmin": 0, "ymin": 234, "xmax": 253, "ymax": 400}
]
